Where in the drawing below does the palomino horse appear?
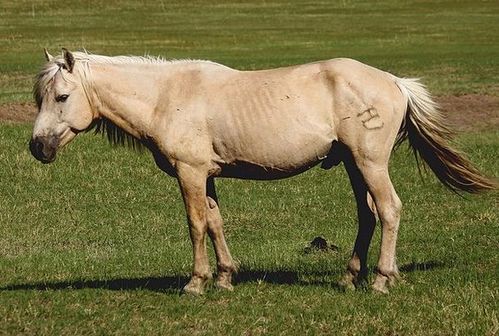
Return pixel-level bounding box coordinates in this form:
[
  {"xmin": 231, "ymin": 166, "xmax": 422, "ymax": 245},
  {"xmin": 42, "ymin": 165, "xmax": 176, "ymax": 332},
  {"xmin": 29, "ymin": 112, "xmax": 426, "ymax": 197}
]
[{"xmin": 30, "ymin": 49, "xmax": 495, "ymax": 295}]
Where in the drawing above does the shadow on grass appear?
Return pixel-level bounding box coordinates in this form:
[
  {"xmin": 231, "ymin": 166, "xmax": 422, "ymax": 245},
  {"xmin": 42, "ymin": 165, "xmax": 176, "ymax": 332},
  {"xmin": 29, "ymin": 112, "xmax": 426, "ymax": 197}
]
[
  {"xmin": 0, "ymin": 270, "xmax": 338, "ymax": 293},
  {"xmin": 0, "ymin": 261, "xmax": 445, "ymax": 293},
  {"xmin": 0, "ymin": 275, "xmax": 189, "ymax": 294},
  {"xmin": 399, "ymin": 260, "xmax": 446, "ymax": 272}
]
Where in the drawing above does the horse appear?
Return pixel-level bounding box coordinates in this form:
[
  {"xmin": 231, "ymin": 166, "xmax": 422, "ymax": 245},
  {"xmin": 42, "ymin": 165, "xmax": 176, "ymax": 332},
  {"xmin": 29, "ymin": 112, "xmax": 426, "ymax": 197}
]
[{"xmin": 30, "ymin": 49, "xmax": 495, "ymax": 295}]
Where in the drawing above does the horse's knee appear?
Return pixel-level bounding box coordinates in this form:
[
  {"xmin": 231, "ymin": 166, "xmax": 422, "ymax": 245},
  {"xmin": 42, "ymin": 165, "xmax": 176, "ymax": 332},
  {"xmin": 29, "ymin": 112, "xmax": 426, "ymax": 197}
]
[
  {"xmin": 189, "ymin": 223, "xmax": 207, "ymax": 240},
  {"xmin": 206, "ymin": 197, "xmax": 219, "ymax": 219},
  {"xmin": 377, "ymin": 195, "xmax": 402, "ymax": 228},
  {"xmin": 205, "ymin": 197, "xmax": 227, "ymax": 236},
  {"xmin": 207, "ymin": 196, "xmax": 217, "ymax": 209}
]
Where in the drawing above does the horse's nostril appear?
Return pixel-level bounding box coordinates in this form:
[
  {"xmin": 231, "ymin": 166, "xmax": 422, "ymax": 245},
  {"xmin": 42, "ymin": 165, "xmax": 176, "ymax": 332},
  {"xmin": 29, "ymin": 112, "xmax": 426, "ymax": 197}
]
[
  {"xmin": 29, "ymin": 139, "xmax": 43, "ymax": 158},
  {"xmin": 35, "ymin": 141, "xmax": 43, "ymax": 153}
]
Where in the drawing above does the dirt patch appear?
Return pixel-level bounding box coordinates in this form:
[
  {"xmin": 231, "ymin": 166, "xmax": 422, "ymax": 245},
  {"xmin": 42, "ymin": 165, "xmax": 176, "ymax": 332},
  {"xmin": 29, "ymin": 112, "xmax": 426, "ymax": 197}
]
[
  {"xmin": 1, "ymin": 94, "xmax": 498, "ymax": 132},
  {"xmin": 435, "ymin": 94, "xmax": 499, "ymax": 132},
  {"xmin": 0, "ymin": 102, "xmax": 37, "ymax": 124}
]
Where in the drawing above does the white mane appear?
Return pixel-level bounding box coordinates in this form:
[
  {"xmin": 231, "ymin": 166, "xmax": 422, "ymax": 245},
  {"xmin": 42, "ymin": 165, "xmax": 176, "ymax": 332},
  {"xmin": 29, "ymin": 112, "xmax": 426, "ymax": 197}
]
[
  {"xmin": 70, "ymin": 51, "xmax": 207, "ymax": 66},
  {"xmin": 33, "ymin": 50, "xmax": 221, "ymax": 108}
]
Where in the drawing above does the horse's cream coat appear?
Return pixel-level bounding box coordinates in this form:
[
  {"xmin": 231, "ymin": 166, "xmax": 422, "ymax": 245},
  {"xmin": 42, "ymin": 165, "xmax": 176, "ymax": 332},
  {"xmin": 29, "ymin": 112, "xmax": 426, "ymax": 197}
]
[{"xmin": 31, "ymin": 50, "xmax": 495, "ymax": 295}]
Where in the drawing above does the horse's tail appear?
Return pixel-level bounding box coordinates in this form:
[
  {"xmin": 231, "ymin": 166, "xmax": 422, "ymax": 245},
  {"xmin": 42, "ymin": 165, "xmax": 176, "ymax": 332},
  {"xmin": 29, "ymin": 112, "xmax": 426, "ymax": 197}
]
[{"xmin": 393, "ymin": 77, "xmax": 496, "ymax": 193}]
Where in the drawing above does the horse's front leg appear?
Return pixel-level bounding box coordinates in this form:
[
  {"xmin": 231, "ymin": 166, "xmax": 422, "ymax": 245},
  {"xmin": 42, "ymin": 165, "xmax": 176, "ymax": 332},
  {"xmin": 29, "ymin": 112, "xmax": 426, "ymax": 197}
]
[
  {"xmin": 206, "ymin": 178, "xmax": 237, "ymax": 291},
  {"xmin": 176, "ymin": 162, "xmax": 211, "ymax": 295}
]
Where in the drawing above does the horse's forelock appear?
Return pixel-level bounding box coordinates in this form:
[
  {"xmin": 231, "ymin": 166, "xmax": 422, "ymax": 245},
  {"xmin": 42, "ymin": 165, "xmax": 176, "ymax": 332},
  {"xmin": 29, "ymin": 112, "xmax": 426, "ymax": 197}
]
[
  {"xmin": 33, "ymin": 61, "xmax": 62, "ymax": 109},
  {"xmin": 33, "ymin": 54, "xmax": 90, "ymax": 109}
]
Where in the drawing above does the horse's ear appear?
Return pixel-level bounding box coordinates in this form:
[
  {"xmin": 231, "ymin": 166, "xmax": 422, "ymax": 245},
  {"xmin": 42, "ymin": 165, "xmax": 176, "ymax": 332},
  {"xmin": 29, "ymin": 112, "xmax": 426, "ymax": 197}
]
[
  {"xmin": 62, "ymin": 48, "xmax": 75, "ymax": 73},
  {"xmin": 44, "ymin": 48, "xmax": 54, "ymax": 62}
]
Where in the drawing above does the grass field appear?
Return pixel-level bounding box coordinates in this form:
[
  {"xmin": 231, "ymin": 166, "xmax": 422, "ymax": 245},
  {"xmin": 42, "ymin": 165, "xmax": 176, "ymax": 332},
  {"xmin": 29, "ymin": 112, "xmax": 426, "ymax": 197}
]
[{"xmin": 1, "ymin": 1, "xmax": 498, "ymax": 335}]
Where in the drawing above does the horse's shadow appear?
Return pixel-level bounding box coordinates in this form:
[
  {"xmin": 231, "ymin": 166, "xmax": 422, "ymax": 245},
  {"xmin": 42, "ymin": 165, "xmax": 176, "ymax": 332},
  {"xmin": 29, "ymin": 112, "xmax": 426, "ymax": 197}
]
[
  {"xmin": 0, "ymin": 261, "xmax": 445, "ymax": 293},
  {"xmin": 1, "ymin": 275, "xmax": 188, "ymax": 294},
  {"xmin": 0, "ymin": 271, "xmax": 306, "ymax": 294}
]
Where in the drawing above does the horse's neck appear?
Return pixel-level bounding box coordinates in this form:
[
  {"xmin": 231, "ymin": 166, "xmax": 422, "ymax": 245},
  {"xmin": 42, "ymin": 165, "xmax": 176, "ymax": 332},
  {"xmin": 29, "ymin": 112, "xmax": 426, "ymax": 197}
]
[{"xmin": 90, "ymin": 63, "xmax": 164, "ymax": 139}]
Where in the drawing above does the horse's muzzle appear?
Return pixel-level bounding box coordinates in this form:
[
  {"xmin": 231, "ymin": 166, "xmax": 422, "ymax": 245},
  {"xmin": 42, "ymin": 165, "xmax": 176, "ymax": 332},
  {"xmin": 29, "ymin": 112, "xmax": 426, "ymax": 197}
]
[{"xmin": 29, "ymin": 136, "xmax": 58, "ymax": 164}]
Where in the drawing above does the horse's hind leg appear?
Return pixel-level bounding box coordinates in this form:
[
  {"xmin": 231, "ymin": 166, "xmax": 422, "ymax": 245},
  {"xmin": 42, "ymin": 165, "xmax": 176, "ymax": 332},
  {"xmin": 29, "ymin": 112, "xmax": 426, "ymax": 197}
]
[
  {"xmin": 355, "ymin": 156, "xmax": 402, "ymax": 293},
  {"xmin": 339, "ymin": 149, "xmax": 377, "ymax": 289},
  {"xmin": 206, "ymin": 178, "xmax": 237, "ymax": 291}
]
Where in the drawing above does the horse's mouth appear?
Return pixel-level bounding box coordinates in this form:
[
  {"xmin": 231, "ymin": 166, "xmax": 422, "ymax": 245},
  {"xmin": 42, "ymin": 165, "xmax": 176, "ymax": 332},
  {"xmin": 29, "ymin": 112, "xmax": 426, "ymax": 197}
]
[
  {"xmin": 29, "ymin": 136, "xmax": 58, "ymax": 164},
  {"xmin": 39, "ymin": 154, "xmax": 56, "ymax": 164}
]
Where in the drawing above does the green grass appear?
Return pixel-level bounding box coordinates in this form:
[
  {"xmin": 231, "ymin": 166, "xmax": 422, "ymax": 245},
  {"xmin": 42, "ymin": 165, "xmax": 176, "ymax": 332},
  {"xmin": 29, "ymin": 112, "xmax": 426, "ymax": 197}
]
[
  {"xmin": 1, "ymin": 0, "xmax": 498, "ymax": 335},
  {"xmin": 0, "ymin": 126, "xmax": 497, "ymax": 335}
]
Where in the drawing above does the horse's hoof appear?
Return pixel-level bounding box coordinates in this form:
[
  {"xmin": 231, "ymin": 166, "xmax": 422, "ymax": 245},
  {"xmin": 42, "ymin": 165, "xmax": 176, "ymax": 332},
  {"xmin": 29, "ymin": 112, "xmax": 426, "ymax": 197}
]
[
  {"xmin": 388, "ymin": 272, "xmax": 402, "ymax": 287},
  {"xmin": 372, "ymin": 274, "xmax": 390, "ymax": 294},
  {"xmin": 183, "ymin": 284, "xmax": 204, "ymax": 296},
  {"xmin": 215, "ymin": 272, "xmax": 234, "ymax": 291},
  {"xmin": 372, "ymin": 283, "xmax": 389, "ymax": 294},
  {"xmin": 183, "ymin": 277, "xmax": 209, "ymax": 296},
  {"xmin": 215, "ymin": 280, "xmax": 234, "ymax": 291},
  {"xmin": 338, "ymin": 273, "xmax": 356, "ymax": 291}
]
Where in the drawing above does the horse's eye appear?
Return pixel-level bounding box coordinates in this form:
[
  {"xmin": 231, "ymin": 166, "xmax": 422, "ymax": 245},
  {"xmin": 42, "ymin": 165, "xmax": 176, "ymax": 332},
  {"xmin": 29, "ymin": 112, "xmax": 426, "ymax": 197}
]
[{"xmin": 56, "ymin": 94, "xmax": 69, "ymax": 103}]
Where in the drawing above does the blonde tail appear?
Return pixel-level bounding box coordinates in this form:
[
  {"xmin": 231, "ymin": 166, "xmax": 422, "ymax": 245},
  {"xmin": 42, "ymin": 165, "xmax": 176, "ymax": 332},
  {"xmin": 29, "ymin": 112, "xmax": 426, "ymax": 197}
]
[{"xmin": 394, "ymin": 77, "xmax": 496, "ymax": 193}]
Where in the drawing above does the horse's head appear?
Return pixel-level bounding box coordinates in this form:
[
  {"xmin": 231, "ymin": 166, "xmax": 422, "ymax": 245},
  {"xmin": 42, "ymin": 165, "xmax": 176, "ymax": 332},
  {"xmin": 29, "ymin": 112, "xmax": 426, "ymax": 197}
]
[{"xmin": 30, "ymin": 48, "xmax": 94, "ymax": 163}]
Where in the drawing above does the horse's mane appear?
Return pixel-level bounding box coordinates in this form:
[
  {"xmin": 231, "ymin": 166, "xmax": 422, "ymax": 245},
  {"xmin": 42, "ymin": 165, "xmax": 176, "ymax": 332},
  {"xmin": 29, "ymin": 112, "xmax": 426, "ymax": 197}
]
[
  {"xmin": 87, "ymin": 117, "xmax": 144, "ymax": 151},
  {"xmin": 33, "ymin": 51, "xmax": 221, "ymax": 151}
]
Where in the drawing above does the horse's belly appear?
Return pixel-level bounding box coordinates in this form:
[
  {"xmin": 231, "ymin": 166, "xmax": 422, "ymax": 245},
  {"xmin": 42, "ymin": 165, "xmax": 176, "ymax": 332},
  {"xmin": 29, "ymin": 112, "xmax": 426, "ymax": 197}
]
[
  {"xmin": 218, "ymin": 161, "xmax": 320, "ymax": 180},
  {"xmin": 213, "ymin": 128, "xmax": 335, "ymax": 180},
  {"xmin": 217, "ymin": 158, "xmax": 323, "ymax": 180}
]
